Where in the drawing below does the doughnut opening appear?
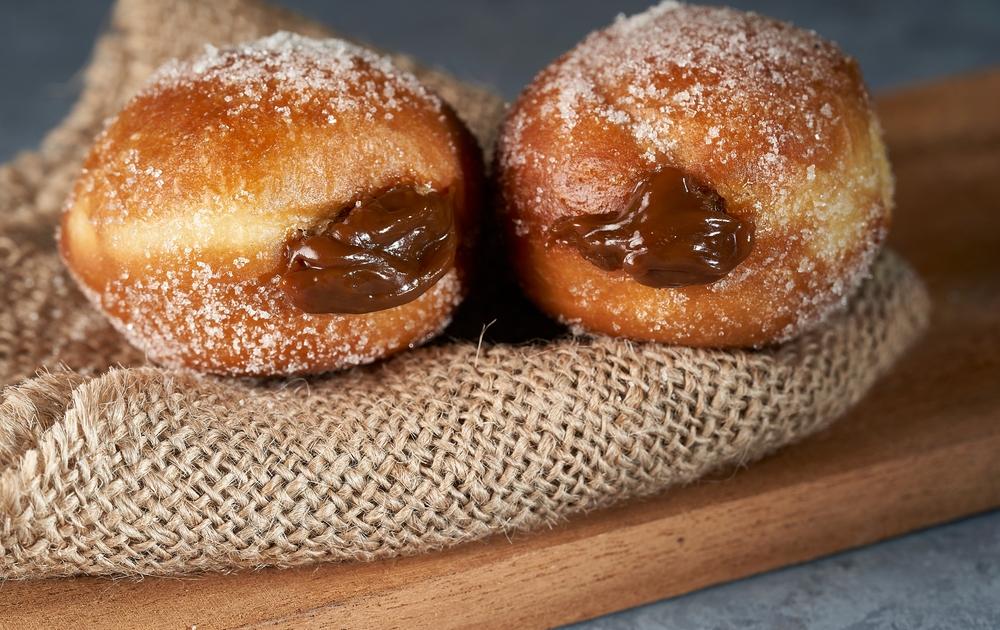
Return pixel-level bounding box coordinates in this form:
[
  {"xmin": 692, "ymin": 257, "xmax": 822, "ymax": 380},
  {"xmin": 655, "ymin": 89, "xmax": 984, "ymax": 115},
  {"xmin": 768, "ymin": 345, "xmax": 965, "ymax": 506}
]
[
  {"xmin": 549, "ymin": 167, "xmax": 754, "ymax": 288},
  {"xmin": 281, "ymin": 187, "xmax": 456, "ymax": 314}
]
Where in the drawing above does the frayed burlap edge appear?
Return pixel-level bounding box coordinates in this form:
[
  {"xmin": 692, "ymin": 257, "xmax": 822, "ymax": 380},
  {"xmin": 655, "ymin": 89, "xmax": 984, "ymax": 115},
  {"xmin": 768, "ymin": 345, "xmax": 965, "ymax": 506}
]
[{"xmin": 0, "ymin": 0, "xmax": 929, "ymax": 579}]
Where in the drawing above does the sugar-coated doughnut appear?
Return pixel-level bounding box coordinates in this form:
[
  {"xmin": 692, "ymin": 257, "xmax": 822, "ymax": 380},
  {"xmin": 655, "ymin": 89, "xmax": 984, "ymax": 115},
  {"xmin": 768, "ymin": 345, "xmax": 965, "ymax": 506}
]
[
  {"xmin": 60, "ymin": 32, "xmax": 483, "ymax": 375},
  {"xmin": 496, "ymin": 2, "xmax": 892, "ymax": 347}
]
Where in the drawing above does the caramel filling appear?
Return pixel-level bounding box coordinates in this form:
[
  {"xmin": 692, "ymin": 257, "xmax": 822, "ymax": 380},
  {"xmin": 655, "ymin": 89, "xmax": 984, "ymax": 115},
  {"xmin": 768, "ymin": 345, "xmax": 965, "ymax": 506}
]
[
  {"xmin": 282, "ymin": 187, "xmax": 456, "ymax": 314},
  {"xmin": 549, "ymin": 167, "xmax": 754, "ymax": 288}
]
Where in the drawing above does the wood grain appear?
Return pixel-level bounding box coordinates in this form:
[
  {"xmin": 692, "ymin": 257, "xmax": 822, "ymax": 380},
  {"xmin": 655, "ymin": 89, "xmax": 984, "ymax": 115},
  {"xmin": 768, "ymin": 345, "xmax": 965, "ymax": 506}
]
[{"xmin": 2, "ymin": 69, "xmax": 999, "ymax": 630}]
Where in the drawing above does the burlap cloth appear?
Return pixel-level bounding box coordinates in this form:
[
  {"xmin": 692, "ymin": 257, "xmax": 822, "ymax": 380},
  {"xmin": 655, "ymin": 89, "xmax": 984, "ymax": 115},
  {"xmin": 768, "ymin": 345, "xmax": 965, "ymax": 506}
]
[{"xmin": 0, "ymin": 0, "xmax": 930, "ymax": 580}]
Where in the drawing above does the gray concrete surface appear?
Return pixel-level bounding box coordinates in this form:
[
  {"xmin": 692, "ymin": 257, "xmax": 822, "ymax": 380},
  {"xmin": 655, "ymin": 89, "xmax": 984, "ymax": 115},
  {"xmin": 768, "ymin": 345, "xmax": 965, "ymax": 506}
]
[
  {"xmin": 566, "ymin": 513, "xmax": 1000, "ymax": 630},
  {"xmin": 2, "ymin": 1, "xmax": 998, "ymax": 628}
]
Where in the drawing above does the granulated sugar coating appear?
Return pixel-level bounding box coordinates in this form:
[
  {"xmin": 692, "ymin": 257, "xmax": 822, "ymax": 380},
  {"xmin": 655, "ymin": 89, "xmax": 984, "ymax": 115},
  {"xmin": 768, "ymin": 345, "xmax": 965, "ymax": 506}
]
[
  {"xmin": 148, "ymin": 32, "xmax": 443, "ymax": 136},
  {"xmin": 496, "ymin": 1, "xmax": 894, "ymax": 347},
  {"xmin": 59, "ymin": 32, "xmax": 483, "ymax": 375}
]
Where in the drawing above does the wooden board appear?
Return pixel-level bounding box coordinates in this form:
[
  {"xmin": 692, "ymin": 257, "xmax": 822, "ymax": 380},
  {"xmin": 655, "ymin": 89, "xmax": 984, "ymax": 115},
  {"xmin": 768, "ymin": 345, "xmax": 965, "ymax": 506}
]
[{"xmin": 3, "ymin": 70, "xmax": 1000, "ymax": 630}]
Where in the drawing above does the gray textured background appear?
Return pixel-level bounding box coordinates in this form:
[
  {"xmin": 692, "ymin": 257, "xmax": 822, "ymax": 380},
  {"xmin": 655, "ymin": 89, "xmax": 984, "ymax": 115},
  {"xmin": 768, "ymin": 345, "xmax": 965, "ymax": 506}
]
[{"xmin": 2, "ymin": 1, "xmax": 999, "ymax": 628}]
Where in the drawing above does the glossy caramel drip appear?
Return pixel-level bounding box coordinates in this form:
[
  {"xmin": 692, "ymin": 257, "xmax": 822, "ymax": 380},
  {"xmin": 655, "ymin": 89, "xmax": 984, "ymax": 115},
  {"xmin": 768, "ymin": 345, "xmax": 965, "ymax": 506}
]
[
  {"xmin": 282, "ymin": 187, "xmax": 456, "ymax": 314},
  {"xmin": 549, "ymin": 167, "xmax": 754, "ymax": 287}
]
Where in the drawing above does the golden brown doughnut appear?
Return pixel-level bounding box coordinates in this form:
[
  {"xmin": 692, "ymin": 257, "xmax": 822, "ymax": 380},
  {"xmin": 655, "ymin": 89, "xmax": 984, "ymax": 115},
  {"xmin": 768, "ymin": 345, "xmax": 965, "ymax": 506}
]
[
  {"xmin": 60, "ymin": 32, "xmax": 483, "ymax": 375},
  {"xmin": 496, "ymin": 2, "xmax": 892, "ymax": 347}
]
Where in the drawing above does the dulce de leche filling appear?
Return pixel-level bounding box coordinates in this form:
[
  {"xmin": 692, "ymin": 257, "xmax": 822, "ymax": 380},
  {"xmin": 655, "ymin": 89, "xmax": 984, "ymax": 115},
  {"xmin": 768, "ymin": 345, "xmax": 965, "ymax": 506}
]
[
  {"xmin": 281, "ymin": 187, "xmax": 456, "ymax": 314},
  {"xmin": 549, "ymin": 167, "xmax": 754, "ymax": 288}
]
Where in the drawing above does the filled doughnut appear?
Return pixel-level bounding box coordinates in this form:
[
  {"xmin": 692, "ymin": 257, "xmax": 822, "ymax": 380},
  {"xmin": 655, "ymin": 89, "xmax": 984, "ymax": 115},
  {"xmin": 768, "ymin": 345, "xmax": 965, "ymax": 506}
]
[
  {"xmin": 496, "ymin": 2, "xmax": 892, "ymax": 347},
  {"xmin": 60, "ymin": 32, "xmax": 483, "ymax": 375}
]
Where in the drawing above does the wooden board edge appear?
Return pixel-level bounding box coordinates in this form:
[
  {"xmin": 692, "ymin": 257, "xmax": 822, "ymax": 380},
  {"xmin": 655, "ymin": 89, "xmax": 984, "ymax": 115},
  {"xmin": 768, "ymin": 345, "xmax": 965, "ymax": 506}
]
[{"xmin": 248, "ymin": 429, "xmax": 1000, "ymax": 628}]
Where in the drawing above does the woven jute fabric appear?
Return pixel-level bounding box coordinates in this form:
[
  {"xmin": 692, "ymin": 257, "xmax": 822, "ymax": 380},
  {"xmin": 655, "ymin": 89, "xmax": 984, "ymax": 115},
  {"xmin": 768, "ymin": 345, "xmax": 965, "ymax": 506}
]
[{"xmin": 0, "ymin": 0, "xmax": 930, "ymax": 579}]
